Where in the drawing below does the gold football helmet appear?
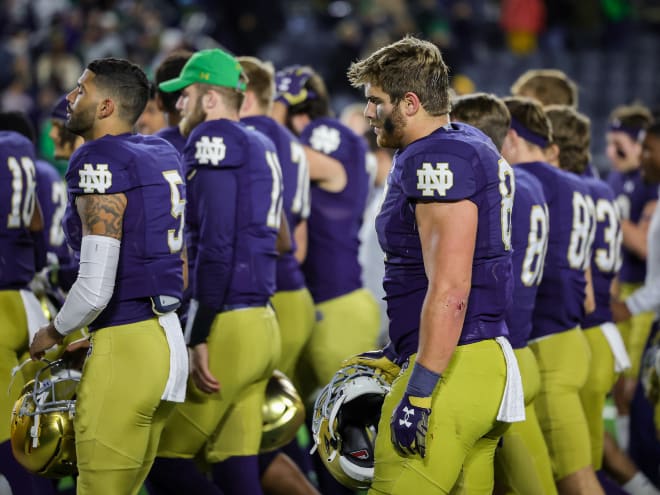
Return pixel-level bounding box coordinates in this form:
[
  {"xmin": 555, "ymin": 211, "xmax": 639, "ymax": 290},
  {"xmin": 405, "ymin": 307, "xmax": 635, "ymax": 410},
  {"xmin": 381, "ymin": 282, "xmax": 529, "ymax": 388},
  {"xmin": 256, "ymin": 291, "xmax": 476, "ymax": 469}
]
[
  {"xmin": 311, "ymin": 364, "xmax": 390, "ymax": 490},
  {"xmin": 10, "ymin": 359, "xmax": 80, "ymax": 478},
  {"xmin": 260, "ymin": 370, "xmax": 305, "ymax": 453}
]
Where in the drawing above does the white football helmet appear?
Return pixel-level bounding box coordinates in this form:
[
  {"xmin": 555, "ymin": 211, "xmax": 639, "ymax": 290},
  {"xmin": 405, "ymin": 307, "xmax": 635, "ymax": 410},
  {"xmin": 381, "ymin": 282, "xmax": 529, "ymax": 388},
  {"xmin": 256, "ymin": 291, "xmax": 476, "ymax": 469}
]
[
  {"xmin": 11, "ymin": 359, "xmax": 80, "ymax": 478},
  {"xmin": 311, "ymin": 364, "xmax": 390, "ymax": 490}
]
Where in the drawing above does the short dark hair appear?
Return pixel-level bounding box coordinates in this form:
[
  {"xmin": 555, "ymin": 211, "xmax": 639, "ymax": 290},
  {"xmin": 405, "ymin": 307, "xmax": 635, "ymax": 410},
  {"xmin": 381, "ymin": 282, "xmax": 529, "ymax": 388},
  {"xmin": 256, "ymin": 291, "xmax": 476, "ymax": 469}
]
[
  {"xmin": 87, "ymin": 57, "xmax": 149, "ymax": 124},
  {"xmin": 155, "ymin": 50, "xmax": 193, "ymax": 114},
  {"xmin": 451, "ymin": 93, "xmax": 510, "ymax": 151},
  {"xmin": 0, "ymin": 111, "xmax": 35, "ymax": 142},
  {"xmin": 502, "ymin": 96, "xmax": 553, "ymax": 148}
]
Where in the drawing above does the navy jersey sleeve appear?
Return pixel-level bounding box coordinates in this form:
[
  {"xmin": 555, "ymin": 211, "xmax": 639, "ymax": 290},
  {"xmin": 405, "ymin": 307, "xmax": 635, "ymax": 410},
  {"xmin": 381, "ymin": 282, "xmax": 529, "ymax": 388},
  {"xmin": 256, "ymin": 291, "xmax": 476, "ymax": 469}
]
[
  {"xmin": 399, "ymin": 150, "xmax": 476, "ymax": 201},
  {"xmin": 183, "ymin": 120, "xmax": 247, "ymax": 171},
  {"xmin": 189, "ymin": 167, "xmax": 237, "ymax": 310},
  {"xmin": 66, "ymin": 142, "xmax": 132, "ymax": 194}
]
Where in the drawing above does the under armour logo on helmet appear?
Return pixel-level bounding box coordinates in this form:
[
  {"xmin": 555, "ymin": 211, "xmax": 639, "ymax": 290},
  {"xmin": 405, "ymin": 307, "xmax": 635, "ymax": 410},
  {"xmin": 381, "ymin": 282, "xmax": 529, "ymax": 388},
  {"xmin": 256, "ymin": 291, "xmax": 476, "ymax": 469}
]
[{"xmin": 399, "ymin": 406, "xmax": 415, "ymax": 427}]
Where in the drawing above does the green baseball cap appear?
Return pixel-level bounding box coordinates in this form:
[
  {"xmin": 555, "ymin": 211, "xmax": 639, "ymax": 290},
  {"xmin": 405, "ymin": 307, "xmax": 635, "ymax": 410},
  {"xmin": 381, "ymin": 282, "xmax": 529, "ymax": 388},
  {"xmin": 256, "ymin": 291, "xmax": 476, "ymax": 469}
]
[{"xmin": 159, "ymin": 48, "xmax": 246, "ymax": 93}]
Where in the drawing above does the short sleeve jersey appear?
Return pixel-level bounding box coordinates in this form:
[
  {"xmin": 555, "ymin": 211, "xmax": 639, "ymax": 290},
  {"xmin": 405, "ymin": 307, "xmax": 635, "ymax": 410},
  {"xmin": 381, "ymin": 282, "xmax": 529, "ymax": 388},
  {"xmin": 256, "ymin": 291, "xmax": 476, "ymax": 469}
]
[
  {"xmin": 63, "ymin": 133, "xmax": 185, "ymax": 330},
  {"xmin": 35, "ymin": 159, "xmax": 70, "ymax": 265},
  {"xmin": 582, "ymin": 176, "xmax": 622, "ymax": 328},
  {"xmin": 376, "ymin": 123, "xmax": 514, "ymax": 360},
  {"xmin": 0, "ymin": 131, "xmax": 38, "ymax": 289},
  {"xmin": 183, "ymin": 119, "xmax": 280, "ymax": 310},
  {"xmin": 506, "ymin": 167, "xmax": 549, "ymax": 349},
  {"xmin": 242, "ymin": 115, "xmax": 309, "ymax": 292},
  {"xmin": 299, "ymin": 117, "xmax": 371, "ymax": 302},
  {"xmin": 607, "ymin": 169, "xmax": 658, "ymax": 284},
  {"xmin": 517, "ymin": 161, "xmax": 591, "ymax": 340}
]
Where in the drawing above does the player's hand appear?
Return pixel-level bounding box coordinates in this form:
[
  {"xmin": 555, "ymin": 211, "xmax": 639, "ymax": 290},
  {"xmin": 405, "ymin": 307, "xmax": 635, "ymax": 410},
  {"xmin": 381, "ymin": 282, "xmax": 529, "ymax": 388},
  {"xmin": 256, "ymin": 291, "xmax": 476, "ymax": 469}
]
[
  {"xmin": 390, "ymin": 391, "xmax": 432, "ymax": 458},
  {"xmin": 30, "ymin": 322, "xmax": 64, "ymax": 360},
  {"xmin": 610, "ymin": 298, "xmax": 632, "ymax": 322},
  {"xmin": 342, "ymin": 348, "xmax": 401, "ymax": 383},
  {"xmin": 275, "ymin": 66, "xmax": 316, "ymax": 107},
  {"xmin": 190, "ymin": 343, "xmax": 220, "ymax": 394}
]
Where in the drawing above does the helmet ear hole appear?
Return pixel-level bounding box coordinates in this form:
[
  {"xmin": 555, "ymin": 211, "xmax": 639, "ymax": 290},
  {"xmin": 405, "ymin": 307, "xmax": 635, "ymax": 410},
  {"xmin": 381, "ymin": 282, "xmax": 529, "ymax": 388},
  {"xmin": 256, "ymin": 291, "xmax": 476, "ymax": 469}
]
[
  {"xmin": 337, "ymin": 393, "xmax": 385, "ymax": 467},
  {"xmin": 312, "ymin": 364, "xmax": 390, "ymax": 490}
]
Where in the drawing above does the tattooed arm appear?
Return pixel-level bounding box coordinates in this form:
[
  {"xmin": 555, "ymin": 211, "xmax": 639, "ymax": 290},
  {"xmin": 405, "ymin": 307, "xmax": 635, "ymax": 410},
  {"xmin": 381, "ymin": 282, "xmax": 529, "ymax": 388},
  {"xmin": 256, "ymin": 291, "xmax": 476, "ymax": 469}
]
[
  {"xmin": 30, "ymin": 194, "xmax": 126, "ymax": 359},
  {"xmin": 77, "ymin": 193, "xmax": 127, "ymax": 238}
]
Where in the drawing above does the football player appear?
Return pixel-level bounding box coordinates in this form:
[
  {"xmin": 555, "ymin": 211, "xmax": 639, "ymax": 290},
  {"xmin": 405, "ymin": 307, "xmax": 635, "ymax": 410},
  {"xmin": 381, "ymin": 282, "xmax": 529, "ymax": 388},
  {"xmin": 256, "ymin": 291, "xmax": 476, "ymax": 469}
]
[
  {"xmin": 236, "ymin": 55, "xmax": 318, "ymax": 495},
  {"xmin": 606, "ymin": 104, "xmax": 657, "ymax": 449},
  {"xmin": 29, "ymin": 57, "xmax": 188, "ymax": 495},
  {"xmin": 153, "ymin": 49, "xmax": 192, "ymax": 154},
  {"xmin": 502, "ymin": 96, "xmax": 603, "ymax": 494},
  {"xmin": 544, "ymin": 105, "xmax": 627, "ymax": 472},
  {"xmin": 451, "ymin": 93, "xmax": 557, "ymax": 495},
  {"xmin": 151, "ymin": 48, "xmax": 282, "ymax": 495},
  {"xmin": 611, "ymin": 121, "xmax": 660, "ymax": 493},
  {"xmin": 0, "ymin": 112, "xmax": 53, "ymax": 494},
  {"xmin": 347, "ymin": 36, "xmax": 524, "ymax": 494},
  {"xmin": 273, "ymin": 64, "xmax": 381, "ymax": 402}
]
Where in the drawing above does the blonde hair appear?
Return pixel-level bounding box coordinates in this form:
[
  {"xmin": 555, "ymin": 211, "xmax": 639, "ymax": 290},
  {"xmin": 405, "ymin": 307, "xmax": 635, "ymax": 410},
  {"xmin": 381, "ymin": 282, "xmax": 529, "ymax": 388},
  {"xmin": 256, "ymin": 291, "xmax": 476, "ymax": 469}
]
[
  {"xmin": 347, "ymin": 35, "xmax": 450, "ymax": 116},
  {"xmin": 451, "ymin": 93, "xmax": 511, "ymax": 151},
  {"xmin": 237, "ymin": 56, "xmax": 275, "ymax": 113},
  {"xmin": 511, "ymin": 69, "xmax": 578, "ymax": 108}
]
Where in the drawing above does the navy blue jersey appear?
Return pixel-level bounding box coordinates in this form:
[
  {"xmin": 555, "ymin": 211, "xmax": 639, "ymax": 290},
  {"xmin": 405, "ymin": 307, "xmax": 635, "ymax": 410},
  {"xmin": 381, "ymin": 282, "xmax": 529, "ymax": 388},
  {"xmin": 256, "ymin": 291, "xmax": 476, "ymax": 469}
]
[
  {"xmin": 300, "ymin": 117, "xmax": 370, "ymax": 302},
  {"xmin": 506, "ymin": 167, "xmax": 549, "ymax": 348},
  {"xmin": 64, "ymin": 133, "xmax": 185, "ymax": 329},
  {"xmin": 582, "ymin": 177, "xmax": 622, "ymax": 328},
  {"xmin": 183, "ymin": 119, "xmax": 281, "ymax": 311},
  {"xmin": 35, "ymin": 159, "xmax": 70, "ymax": 266},
  {"xmin": 241, "ymin": 115, "xmax": 309, "ymax": 292},
  {"xmin": 377, "ymin": 123, "xmax": 513, "ymax": 359},
  {"xmin": 608, "ymin": 169, "xmax": 657, "ymax": 284},
  {"xmin": 517, "ymin": 161, "xmax": 591, "ymax": 340},
  {"xmin": 0, "ymin": 131, "xmax": 38, "ymax": 289}
]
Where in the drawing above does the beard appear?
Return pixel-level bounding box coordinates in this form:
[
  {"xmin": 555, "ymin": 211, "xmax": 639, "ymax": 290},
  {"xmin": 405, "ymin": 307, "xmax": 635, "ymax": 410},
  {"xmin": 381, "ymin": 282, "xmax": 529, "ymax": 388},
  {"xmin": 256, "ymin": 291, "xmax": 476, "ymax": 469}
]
[
  {"xmin": 179, "ymin": 97, "xmax": 207, "ymax": 137},
  {"xmin": 65, "ymin": 104, "xmax": 95, "ymax": 137},
  {"xmin": 375, "ymin": 105, "xmax": 406, "ymax": 149}
]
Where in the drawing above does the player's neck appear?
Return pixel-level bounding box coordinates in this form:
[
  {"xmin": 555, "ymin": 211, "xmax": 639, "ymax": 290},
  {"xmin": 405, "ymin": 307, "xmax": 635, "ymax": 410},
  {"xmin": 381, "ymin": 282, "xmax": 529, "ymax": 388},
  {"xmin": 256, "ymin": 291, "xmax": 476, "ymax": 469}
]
[
  {"xmin": 402, "ymin": 113, "xmax": 449, "ymax": 148},
  {"xmin": 90, "ymin": 121, "xmax": 133, "ymax": 140}
]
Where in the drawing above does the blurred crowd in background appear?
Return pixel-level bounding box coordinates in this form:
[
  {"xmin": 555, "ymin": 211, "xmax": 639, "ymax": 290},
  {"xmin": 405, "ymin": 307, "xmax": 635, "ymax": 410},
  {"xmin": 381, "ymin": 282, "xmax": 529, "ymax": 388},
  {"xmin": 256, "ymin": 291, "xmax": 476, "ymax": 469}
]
[{"xmin": 2, "ymin": 0, "xmax": 660, "ymax": 174}]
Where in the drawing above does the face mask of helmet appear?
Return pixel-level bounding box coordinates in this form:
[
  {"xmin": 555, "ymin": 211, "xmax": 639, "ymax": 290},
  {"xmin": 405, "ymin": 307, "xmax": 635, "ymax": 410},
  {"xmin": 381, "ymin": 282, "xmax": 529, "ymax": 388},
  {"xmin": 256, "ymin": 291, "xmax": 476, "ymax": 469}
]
[
  {"xmin": 311, "ymin": 364, "xmax": 391, "ymax": 490},
  {"xmin": 11, "ymin": 359, "xmax": 80, "ymax": 478},
  {"xmin": 260, "ymin": 369, "xmax": 305, "ymax": 453}
]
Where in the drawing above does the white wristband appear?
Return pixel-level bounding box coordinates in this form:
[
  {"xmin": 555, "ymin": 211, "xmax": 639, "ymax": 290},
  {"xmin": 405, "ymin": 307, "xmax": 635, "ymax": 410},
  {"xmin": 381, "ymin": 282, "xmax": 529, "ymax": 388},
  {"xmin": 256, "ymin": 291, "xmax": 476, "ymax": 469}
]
[{"xmin": 54, "ymin": 235, "xmax": 120, "ymax": 335}]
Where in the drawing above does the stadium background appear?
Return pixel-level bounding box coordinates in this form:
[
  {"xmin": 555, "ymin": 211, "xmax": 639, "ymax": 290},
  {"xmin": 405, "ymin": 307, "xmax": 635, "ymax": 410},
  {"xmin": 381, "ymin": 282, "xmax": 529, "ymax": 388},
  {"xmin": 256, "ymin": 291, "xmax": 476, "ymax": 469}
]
[{"xmin": 2, "ymin": 0, "xmax": 659, "ymax": 177}]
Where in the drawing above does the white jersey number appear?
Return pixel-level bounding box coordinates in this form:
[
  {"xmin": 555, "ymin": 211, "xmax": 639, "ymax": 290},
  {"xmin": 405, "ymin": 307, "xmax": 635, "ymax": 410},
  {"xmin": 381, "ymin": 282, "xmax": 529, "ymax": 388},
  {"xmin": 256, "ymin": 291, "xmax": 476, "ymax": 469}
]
[
  {"xmin": 594, "ymin": 198, "xmax": 622, "ymax": 273},
  {"xmin": 289, "ymin": 141, "xmax": 310, "ymax": 219},
  {"xmin": 567, "ymin": 191, "xmax": 592, "ymax": 269},
  {"xmin": 521, "ymin": 204, "xmax": 549, "ymax": 286},
  {"xmin": 162, "ymin": 170, "xmax": 185, "ymax": 253},
  {"xmin": 498, "ymin": 158, "xmax": 515, "ymax": 251},
  {"xmin": 7, "ymin": 156, "xmax": 36, "ymax": 229},
  {"xmin": 265, "ymin": 151, "xmax": 284, "ymax": 229}
]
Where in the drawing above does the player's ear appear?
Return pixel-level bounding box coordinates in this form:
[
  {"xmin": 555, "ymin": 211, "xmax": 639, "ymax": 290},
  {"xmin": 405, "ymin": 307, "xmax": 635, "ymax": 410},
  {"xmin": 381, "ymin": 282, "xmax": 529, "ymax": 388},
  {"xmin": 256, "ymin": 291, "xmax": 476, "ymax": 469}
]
[
  {"xmin": 98, "ymin": 98, "xmax": 115, "ymax": 119},
  {"xmin": 402, "ymin": 92, "xmax": 420, "ymax": 116},
  {"xmin": 544, "ymin": 143, "xmax": 560, "ymax": 164}
]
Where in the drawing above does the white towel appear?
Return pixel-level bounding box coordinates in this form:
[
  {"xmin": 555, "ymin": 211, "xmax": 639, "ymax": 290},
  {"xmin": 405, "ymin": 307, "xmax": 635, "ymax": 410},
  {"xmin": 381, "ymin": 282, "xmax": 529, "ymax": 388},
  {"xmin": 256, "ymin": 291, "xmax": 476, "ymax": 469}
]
[
  {"xmin": 600, "ymin": 322, "xmax": 632, "ymax": 373},
  {"xmin": 495, "ymin": 336, "xmax": 526, "ymax": 422},
  {"xmin": 158, "ymin": 312, "xmax": 188, "ymax": 402},
  {"xmin": 20, "ymin": 289, "xmax": 48, "ymax": 345}
]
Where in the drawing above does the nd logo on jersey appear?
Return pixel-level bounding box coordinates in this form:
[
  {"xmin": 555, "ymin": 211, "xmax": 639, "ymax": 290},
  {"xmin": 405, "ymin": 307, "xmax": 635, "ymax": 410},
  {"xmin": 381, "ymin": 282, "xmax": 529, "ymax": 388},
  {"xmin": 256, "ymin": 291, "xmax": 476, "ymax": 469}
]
[
  {"xmin": 79, "ymin": 164, "xmax": 112, "ymax": 193},
  {"xmin": 195, "ymin": 136, "xmax": 226, "ymax": 165},
  {"xmin": 417, "ymin": 162, "xmax": 453, "ymax": 197}
]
